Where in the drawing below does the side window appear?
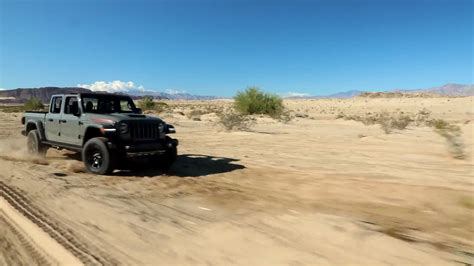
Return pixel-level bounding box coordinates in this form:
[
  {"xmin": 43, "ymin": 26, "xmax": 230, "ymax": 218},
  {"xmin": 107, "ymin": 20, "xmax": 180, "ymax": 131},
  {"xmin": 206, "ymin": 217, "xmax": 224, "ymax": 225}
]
[
  {"xmin": 64, "ymin": 97, "xmax": 79, "ymax": 115},
  {"xmin": 50, "ymin": 97, "xmax": 63, "ymax": 114},
  {"xmin": 82, "ymin": 97, "xmax": 98, "ymax": 113},
  {"xmin": 120, "ymin": 100, "xmax": 133, "ymax": 112}
]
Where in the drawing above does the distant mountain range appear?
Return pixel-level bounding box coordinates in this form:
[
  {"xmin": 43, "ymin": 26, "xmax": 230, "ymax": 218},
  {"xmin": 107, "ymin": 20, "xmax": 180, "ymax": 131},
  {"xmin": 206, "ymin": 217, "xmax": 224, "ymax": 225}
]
[
  {"xmin": 0, "ymin": 83, "xmax": 472, "ymax": 104},
  {"xmin": 0, "ymin": 87, "xmax": 217, "ymax": 103},
  {"xmin": 0, "ymin": 87, "xmax": 91, "ymax": 103},
  {"xmin": 400, "ymin": 83, "xmax": 474, "ymax": 96},
  {"xmin": 126, "ymin": 89, "xmax": 218, "ymax": 101},
  {"xmin": 288, "ymin": 83, "xmax": 473, "ymax": 99}
]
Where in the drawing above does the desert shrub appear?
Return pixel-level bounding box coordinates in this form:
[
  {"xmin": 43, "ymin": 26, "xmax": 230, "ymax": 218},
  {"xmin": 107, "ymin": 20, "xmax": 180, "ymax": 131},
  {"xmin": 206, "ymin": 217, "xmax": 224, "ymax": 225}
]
[
  {"xmin": 138, "ymin": 96, "xmax": 155, "ymax": 110},
  {"xmin": 154, "ymin": 102, "xmax": 169, "ymax": 113},
  {"xmin": 185, "ymin": 105, "xmax": 225, "ymax": 121},
  {"xmin": 138, "ymin": 96, "xmax": 168, "ymax": 112},
  {"xmin": 335, "ymin": 113, "xmax": 346, "ymax": 119},
  {"xmin": 336, "ymin": 111, "xmax": 411, "ymax": 133},
  {"xmin": 24, "ymin": 98, "xmax": 44, "ymax": 110},
  {"xmin": 278, "ymin": 110, "xmax": 293, "ymax": 123},
  {"xmin": 414, "ymin": 108, "xmax": 432, "ymax": 126},
  {"xmin": 378, "ymin": 112, "xmax": 412, "ymax": 134},
  {"xmin": 430, "ymin": 119, "xmax": 465, "ymax": 159},
  {"xmin": 187, "ymin": 109, "xmax": 206, "ymax": 121},
  {"xmin": 234, "ymin": 87, "xmax": 284, "ymax": 118},
  {"xmin": 337, "ymin": 110, "xmax": 466, "ymax": 159},
  {"xmin": 217, "ymin": 111, "xmax": 253, "ymax": 131}
]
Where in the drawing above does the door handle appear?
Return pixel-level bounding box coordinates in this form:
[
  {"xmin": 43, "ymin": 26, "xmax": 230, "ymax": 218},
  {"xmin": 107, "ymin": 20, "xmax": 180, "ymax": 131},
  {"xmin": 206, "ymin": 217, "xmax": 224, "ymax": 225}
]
[
  {"xmin": 59, "ymin": 119, "xmax": 67, "ymax": 123},
  {"xmin": 48, "ymin": 118, "xmax": 53, "ymax": 122},
  {"xmin": 78, "ymin": 121, "xmax": 83, "ymax": 125}
]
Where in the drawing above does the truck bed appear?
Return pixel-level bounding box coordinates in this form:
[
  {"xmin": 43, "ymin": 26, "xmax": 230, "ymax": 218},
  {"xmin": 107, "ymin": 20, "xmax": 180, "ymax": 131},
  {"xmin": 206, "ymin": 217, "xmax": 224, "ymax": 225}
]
[{"xmin": 22, "ymin": 112, "xmax": 47, "ymax": 131}]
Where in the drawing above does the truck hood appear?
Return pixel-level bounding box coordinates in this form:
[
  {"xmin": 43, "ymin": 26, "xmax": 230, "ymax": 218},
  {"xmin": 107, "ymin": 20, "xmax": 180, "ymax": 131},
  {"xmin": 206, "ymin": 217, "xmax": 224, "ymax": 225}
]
[{"xmin": 86, "ymin": 113, "xmax": 164, "ymax": 124}]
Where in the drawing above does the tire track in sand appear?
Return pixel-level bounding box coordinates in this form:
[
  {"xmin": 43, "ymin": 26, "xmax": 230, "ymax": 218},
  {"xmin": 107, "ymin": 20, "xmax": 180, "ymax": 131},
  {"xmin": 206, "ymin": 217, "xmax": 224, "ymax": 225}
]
[{"xmin": 0, "ymin": 181, "xmax": 118, "ymax": 265}]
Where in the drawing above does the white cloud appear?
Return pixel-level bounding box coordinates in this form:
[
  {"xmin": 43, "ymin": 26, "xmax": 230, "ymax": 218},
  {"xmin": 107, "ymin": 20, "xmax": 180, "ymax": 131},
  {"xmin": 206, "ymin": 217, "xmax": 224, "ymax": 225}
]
[
  {"xmin": 0, "ymin": 88, "xmax": 6, "ymax": 91},
  {"xmin": 165, "ymin": 89, "xmax": 187, "ymax": 95},
  {"xmin": 278, "ymin": 91, "xmax": 312, "ymax": 98},
  {"xmin": 77, "ymin": 80, "xmax": 145, "ymax": 93}
]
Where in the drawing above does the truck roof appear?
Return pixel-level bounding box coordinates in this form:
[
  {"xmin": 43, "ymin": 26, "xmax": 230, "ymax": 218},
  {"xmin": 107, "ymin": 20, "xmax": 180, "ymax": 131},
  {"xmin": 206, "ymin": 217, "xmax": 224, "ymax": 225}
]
[
  {"xmin": 80, "ymin": 93, "xmax": 133, "ymax": 98},
  {"xmin": 51, "ymin": 92, "xmax": 133, "ymax": 98}
]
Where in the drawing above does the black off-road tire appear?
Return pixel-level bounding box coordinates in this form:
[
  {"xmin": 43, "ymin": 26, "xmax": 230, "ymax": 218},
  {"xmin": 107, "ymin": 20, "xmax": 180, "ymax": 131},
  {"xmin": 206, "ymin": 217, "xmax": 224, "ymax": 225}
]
[
  {"xmin": 27, "ymin": 130, "xmax": 48, "ymax": 156},
  {"xmin": 157, "ymin": 146, "xmax": 177, "ymax": 172},
  {"xmin": 82, "ymin": 137, "xmax": 115, "ymax": 175}
]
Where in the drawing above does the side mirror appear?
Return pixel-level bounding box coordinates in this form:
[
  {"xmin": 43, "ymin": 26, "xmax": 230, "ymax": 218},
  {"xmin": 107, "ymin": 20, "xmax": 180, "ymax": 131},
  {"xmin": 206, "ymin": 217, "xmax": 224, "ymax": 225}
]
[{"xmin": 135, "ymin": 108, "xmax": 142, "ymax": 114}]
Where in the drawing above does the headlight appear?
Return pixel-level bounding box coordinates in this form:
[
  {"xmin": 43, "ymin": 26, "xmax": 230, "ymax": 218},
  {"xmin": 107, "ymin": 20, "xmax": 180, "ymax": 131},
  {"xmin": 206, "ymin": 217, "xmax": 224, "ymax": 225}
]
[
  {"xmin": 158, "ymin": 123, "xmax": 165, "ymax": 132},
  {"xmin": 119, "ymin": 122, "xmax": 128, "ymax": 134}
]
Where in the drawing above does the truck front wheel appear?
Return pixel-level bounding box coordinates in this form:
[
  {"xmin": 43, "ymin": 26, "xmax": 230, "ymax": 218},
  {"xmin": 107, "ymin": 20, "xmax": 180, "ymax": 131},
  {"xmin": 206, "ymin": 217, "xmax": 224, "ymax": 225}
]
[
  {"xmin": 27, "ymin": 129, "xmax": 48, "ymax": 156},
  {"xmin": 82, "ymin": 137, "xmax": 115, "ymax": 175},
  {"xmin": 156, "ymin": 146, "xmax": 177, "ymax": 172}
]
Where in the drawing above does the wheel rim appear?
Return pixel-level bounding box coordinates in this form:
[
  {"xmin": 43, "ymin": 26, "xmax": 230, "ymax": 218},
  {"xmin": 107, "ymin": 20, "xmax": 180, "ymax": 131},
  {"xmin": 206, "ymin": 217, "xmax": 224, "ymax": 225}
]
[
  {"xmin": 86, "ymin": 147, "xmax": 103, "ymax": 170},
  {"xmin": 27, "ymin": 135, "xmax": 37, "ymax": 154}
]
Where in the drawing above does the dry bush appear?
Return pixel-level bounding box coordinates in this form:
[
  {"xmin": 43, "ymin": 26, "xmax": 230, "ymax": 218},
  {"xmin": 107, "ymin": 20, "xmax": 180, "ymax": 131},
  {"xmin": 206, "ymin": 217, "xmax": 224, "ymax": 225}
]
[
  {"xmin": 217, "ymin": 111, "xmax": 254, "ymax": 131},
  {"xmin": 185, "ymin": 105, "xmax": 224, "ymax": 121},
  {"xmin": 336, "ymin": 112, "xmax": 412, "ymax": 133},
  {"xmin": 278, "ymin": 110, "xmax": 293, "ymax": 123},
  {"xmin": 414, "ymin": 108, "xmax": 432, "ymax": 126},
  {"xmin": 430, "ymin": 119, "xmax": 465, "ymax": 159},
  {"xmin": 337, "ymin": 109, "xmax": 466, "ymax": 159},
  {"xmin": 378, "ymin": 112, "xmax": 412, "ymax": 134},
  {"xmin": 138, "ymin": 96, "xmax": 169, "ymax": 113},
  {"xmin": 186, "ymin": 109, "xmax": 206, "ymax": 121},
  {"xmin": 154, "ymin": 102, "xmax": 169, "ymax": 113}
]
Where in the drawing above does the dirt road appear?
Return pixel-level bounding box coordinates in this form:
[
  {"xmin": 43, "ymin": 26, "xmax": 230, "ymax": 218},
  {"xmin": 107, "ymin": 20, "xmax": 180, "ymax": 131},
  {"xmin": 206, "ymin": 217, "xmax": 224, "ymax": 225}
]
[{"xmin": 0, "ymin": 97, "xmax": 473, "ymax": 265}]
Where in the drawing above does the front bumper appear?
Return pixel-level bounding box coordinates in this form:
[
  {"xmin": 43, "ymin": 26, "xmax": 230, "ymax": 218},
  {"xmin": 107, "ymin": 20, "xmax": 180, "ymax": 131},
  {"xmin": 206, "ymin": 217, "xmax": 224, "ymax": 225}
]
[{"xmin": 109, "ymin": 138, "xmax": 178, "ymax": 157}]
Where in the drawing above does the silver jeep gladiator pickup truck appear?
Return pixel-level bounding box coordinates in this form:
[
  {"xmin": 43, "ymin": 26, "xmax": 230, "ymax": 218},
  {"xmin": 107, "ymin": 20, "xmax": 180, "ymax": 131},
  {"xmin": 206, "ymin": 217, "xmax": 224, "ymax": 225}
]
[{"xmin": 21, "ymin": 93, "xmax": 178, "ymax": 174}]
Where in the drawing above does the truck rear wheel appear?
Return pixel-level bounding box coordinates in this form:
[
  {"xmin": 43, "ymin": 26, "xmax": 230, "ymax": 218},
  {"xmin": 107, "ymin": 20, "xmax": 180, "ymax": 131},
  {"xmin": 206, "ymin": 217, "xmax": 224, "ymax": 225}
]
[
  {"xmin": 27, "ymin": 130, "xmax": 48, "ymax": 156},
  {"xmin": 82, "ymin": 137, "xmax": 115, "ymax": 175}
]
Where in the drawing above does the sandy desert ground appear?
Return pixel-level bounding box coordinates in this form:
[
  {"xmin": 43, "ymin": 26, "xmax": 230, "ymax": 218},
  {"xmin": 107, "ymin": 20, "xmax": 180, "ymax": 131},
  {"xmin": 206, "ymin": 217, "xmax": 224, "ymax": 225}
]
[{"xmin": 0, "ymin": 97, "xmax": 473, "ymax": 265}]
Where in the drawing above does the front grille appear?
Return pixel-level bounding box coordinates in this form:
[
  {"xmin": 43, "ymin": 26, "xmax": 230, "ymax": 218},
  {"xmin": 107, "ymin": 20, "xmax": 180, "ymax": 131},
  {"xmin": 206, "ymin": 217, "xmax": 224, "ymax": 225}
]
[{"xmin": 129, "ymin": 122, "xmax": 161, "ymax": 140}]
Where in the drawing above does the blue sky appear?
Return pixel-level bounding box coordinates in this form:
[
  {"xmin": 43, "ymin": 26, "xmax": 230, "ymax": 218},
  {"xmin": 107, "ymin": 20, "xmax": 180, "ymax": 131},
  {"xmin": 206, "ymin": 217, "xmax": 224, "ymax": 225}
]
[{"xmin": 0, "ymin": 0, "xmax": 472, "ymax": 96}]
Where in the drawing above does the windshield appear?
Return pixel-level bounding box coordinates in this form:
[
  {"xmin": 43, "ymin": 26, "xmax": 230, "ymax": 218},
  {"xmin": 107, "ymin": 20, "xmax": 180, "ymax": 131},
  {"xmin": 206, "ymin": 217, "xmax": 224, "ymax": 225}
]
[{"xmin": 81, "ymin": 95, "xmax": 138, "ymax": 114}]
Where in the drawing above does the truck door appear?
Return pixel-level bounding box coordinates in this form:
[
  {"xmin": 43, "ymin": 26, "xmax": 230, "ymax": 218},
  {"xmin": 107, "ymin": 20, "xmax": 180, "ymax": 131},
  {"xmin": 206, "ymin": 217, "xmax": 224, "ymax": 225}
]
[
  {"xmin": 45, "ymin": 96, "xmax": 63, "ymax": 142},
  {"xmin": 60, "ymin": 96, "xmax": 83, "ymax": 146}
]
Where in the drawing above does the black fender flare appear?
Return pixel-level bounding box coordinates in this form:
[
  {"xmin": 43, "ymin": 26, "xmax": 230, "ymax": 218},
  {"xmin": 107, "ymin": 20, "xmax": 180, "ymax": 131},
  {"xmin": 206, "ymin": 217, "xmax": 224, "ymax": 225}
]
[
  {"xmin": 82, "ymin": 126, "xmax": 104, "ymax": 145},
  {"xmin": 26, "ymin": 121, "xmax": 47, "ymax": 141}
]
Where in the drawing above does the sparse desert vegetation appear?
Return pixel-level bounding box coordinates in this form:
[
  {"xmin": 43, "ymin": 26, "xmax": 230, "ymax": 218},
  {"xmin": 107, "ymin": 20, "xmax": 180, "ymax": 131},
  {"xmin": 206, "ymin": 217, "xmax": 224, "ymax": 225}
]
[
  {"xmin": 430, "ymin": 119, "xmax": 466, "ymax": 159},
  {"xmin": 336, "ymin": 111, "xmax": 412, "ymax": 133},
  {"xmin": 0, "ymin": 96, "xmax": 472, "ymax": 264},
  {"xmin": 336, "ymin": 106, "xmax": 468, "ymax": 159}
]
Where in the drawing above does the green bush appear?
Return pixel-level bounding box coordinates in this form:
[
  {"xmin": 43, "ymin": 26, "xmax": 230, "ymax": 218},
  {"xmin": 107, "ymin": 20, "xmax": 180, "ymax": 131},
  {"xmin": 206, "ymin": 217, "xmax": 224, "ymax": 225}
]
[
  {"xmin": 138, "ymin": 96, "xmax": 155, "ymax": 110},
  {"xmin": 137, "ymin": 96, "xmax": 168, "ymax": 113},
  {"xmin": 234, "ymin": 87, "xmax": 284, "ymax": 118},
  {"xmin": 24, "ymin": 98, "xmax": 44, "ymax": 110}
]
